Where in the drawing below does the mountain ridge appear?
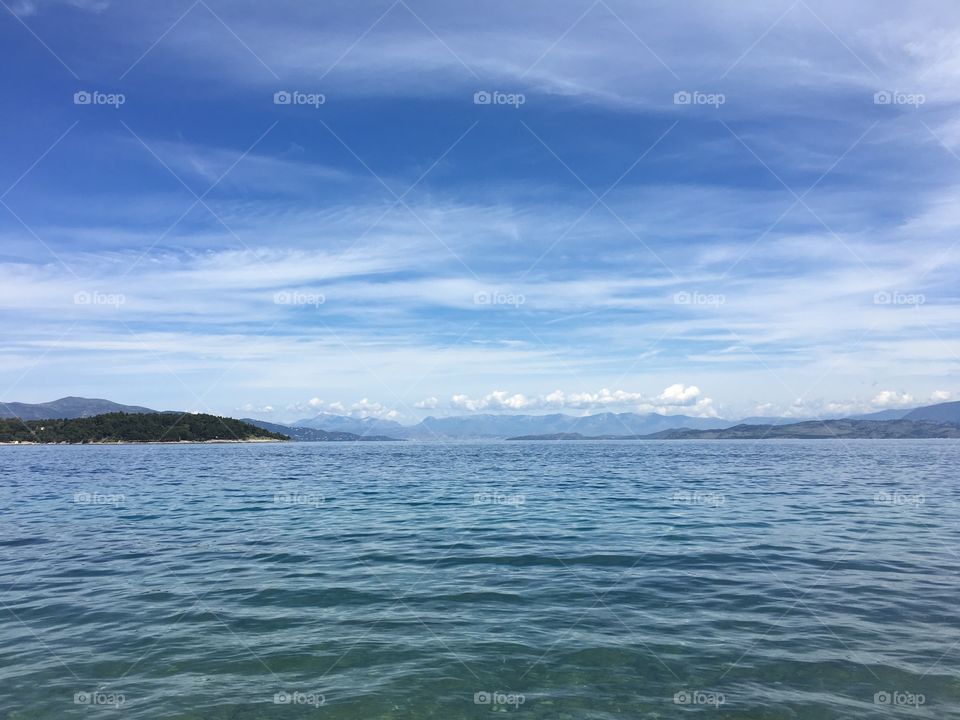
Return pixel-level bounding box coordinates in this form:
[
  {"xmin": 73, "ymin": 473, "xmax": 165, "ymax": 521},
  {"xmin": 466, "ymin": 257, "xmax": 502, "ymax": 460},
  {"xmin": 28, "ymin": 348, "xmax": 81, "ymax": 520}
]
[
  {"xmin": 242, "ymin": 418, "xmax": 402, "ymax": 442},
  {"xmin": 904, "ymin": 400, "xmax": 960, "ymax": 423},
  {"xmin": 0, "ymin": 396, "xmax": 158, "ymax": 420},
  {"xmin": 291, "ymin": 410, "xmax": 732, "ymax": 439},
  {"xmin": 5, "ymin": 397, "xmax": 960, "ymax": 439},
  {"xmin": 508, "ymin": 419, "xmax": 960, "ymax": 440}
]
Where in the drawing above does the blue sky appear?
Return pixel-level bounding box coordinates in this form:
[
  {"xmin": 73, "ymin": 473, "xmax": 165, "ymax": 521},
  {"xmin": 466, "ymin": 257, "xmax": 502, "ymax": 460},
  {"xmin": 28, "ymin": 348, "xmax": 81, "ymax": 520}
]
[{"xmin": 2, "ymin": 0, "xmax": 959, "ymax": 422}]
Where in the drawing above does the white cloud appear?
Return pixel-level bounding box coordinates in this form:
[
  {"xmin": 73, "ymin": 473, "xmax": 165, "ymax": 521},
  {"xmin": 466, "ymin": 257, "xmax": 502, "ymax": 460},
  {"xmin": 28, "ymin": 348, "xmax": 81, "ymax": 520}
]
[
  {"xmin": 450, "ymin": 391, "xmax": 537, "ymax": 412},
  {"xmin": 657, "ymin": 384, "xmax": 701, "ymax": 405},
  {"xmin": 286, "ymin": 396, "xmax": 401, "ymax": 420},
  {"xmin": 349, "ymin": 398, "xmax": 401, "ymax": 420},
  {"xmin": 7, "ymin": 4, "xmax": 960, "ymax": 419},
  {"xmin": 11, "ymin": 0, "xmax": 108, "ymax": 16},
  {"xmin": 238, "ymin": 403, "xmax": 275, "ymax": 414},
  {"xmin": 931, "ymin": 390, "xmax": 953, "ymax": 402},
  {"xmin": 446, "ymin": 384, "xmax": 717, "ymax": 416},
  {"xmin": 544, "ymin": 389, "xmax": 566, "ymax": 405},
  {"xmin": 133, "ymin": 0, "xmax": 960, "ymax": 113},
  {"xmin": 414, "ymin": 396, "xmax": 439, "ymax": 409},
  {"xmin": 872, "ymin": 390, "xmax": 916, "ymax": 408},
  {"xmin": 559, "ymin": 389, "xmax": 646, "ymax": 408}
]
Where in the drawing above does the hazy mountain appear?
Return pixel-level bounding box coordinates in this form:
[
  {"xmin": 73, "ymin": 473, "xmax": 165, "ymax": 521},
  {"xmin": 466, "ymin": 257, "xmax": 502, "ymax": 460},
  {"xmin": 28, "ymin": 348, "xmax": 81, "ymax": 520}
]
[
  {"xmin": 737, "ymin": 415, "xmax": 818, "ymax": 425},
  {"xmin": 293, "ymin": 413, "xmax": 408, "ymax": 436},
  {"xmin": 0, "ymin": 396, "xmax": 158, "ymax": 420},
  {"xmin": 402, "ymin": 412, "xmax": 730, "ymax": 439},
  {"xmin": 289, "ymin": 411, "xmax": 730, "ymax": 439},
  {"xmin": 508, "ymin": 432, "xmax": 591, "ymax": 441},
  {"xmin": 509, "ymin": 419, "xmax": 960, "ymax": 440},
  {"xmin": 403, "ymin": 404, "xmax": 960, "ymax": 439},
  {"xmin": 646, "ymin": 419, "xmax": 960, "ymax": 439},
  {"xmin": 8, "ymin": 397, "xmax": 960, "ymax": 439},
  {"xmin": 243, "ymin": 418, "xmax": 401, "ymax": 442},
  {"xmin": 904, "ymin": 400, "xmax": 960, "ymax": 423},
  {"xmin": 851, "ymin": 409, "xmax": 912, "ymax": 421},
  {"xmin": 412, "ymin": 413, "xmax": 570, "ymax": 438}
]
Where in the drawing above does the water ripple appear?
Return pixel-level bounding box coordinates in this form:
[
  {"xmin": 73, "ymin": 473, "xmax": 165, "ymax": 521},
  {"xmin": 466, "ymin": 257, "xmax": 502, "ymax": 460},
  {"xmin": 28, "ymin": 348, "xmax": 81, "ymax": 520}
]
[{"xmin": 1, "ymin": 440, "xmax": 959, "ymax": 718}]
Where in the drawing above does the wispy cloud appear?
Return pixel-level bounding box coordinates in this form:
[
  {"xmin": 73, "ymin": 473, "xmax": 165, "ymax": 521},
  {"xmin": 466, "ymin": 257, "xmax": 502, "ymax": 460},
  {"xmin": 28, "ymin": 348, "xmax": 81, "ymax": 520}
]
[{"xmin": 3, "ymin": 0, "xmax": 959, "ymax": 416}]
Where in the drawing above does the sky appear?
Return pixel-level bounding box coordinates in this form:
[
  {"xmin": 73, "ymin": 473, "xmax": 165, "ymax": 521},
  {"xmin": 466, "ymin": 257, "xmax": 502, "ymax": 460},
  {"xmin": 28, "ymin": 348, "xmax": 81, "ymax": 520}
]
[{"xmin": 2, "ymin": 0, "xmax": 960, "ymax": 423}]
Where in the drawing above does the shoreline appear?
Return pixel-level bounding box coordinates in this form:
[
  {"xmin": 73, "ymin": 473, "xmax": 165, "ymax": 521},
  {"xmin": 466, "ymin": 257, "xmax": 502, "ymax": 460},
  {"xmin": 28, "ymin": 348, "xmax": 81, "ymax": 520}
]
[{"xmin": 0, "ymin": 438, "xmax": 287, "ymax": 445}]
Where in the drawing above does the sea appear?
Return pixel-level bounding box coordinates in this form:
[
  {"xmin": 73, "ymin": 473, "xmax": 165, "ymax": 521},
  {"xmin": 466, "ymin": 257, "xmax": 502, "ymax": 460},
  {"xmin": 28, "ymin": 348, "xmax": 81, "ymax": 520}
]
[{"xmin": 1, "ymin": 440, "xmax": 958, "ymax": 718}]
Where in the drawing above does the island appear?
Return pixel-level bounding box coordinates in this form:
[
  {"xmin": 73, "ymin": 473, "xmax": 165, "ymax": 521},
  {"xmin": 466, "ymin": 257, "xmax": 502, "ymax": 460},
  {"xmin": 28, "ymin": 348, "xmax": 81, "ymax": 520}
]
[
  {"xmin": 507, "ymin": 419, "xmax": 960, "ymax": 440},
  {"xmin": 0, "ymin": 412, "xmax": 290, "ymax": 444}
]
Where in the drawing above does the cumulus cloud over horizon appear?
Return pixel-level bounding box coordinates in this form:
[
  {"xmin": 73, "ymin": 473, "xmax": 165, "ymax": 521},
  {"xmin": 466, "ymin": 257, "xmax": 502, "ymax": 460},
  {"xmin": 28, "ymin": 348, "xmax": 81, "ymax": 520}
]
[{"xmin": 427, "ymin": 384, "xmax": 717, "ymax": 416}]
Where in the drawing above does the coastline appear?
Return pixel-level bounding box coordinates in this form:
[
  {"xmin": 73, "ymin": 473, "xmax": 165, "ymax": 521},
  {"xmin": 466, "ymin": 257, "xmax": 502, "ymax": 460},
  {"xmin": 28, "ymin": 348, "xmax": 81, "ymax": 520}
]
[{"xmin": 0, "ymin": 437, "xmax": 287, "ymax": 445}]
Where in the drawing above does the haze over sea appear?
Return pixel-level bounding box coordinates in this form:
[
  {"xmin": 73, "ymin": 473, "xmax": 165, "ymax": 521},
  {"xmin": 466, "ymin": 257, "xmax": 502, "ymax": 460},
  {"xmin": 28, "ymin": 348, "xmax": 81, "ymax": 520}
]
[{"xmin": 2, "ymin": 440, "xmax": 958, "ymax": 719}]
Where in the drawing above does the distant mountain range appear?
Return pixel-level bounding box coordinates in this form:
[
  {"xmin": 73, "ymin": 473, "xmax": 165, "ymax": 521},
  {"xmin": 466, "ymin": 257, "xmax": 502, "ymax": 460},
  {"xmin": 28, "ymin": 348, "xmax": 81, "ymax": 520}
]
[
  {"xmin": 0, "ymin": 397, "xmax": 158, "ymax": 420},
  {"xmin": 294, "ymin": 402, "xmax": 960, "ymax": 438},
  {"xmin": 4, "ymin": 396, "xmax": 960, "ymax": 440},
  {"xmin": 509, "ymin": 419, "xmax": 960, "ymax": 440},
  {"xmin": 649, "ymin": 419, "xmax": 960, "ymax": 439},
  {"xmin": 845, "ymin": 402, "xmax": 960, "ymax": 422},
  {"xmin": 904, "ymin": 400, "xmax": 960, "ymax": 423},
  {"xmin": 294, "ymin": 412, "xmax": 407, "ymax": 436},
  {"xmin": 293, "ymin": 411, "xmax": 731, "ymax": 439},
  {"xmin": 242, "ymin": 418, "xmax": 401, "ymax": 442}
]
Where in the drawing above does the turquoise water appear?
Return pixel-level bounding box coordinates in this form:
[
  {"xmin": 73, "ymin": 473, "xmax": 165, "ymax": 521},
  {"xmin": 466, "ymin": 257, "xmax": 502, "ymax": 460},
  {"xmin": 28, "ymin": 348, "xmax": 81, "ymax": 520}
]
[{"xmin": 1, "ymin": 440, "xmax": 959, "ymax": 719}]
